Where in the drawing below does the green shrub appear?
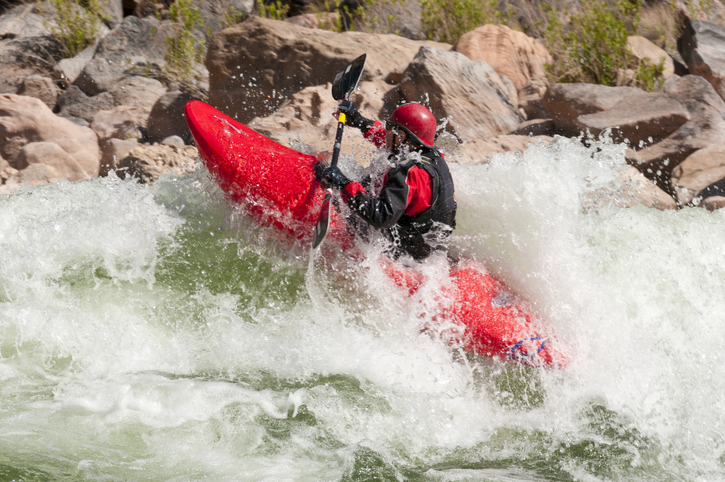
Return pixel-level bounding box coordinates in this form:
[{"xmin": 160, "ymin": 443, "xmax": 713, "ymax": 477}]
[
  {"xmin": 162, "ymin": 0, "xmax": 206, "ymax": 84},
  {"xmin": 420, "ymin": 0, "xmax": 509, "ymax": 44},
  {"xmin": 257, "ymin": 0, "xmax": 290, "ymax": 20},
  {"xmin": 542, "ymin": 0, "xmax": 664, "ymax": 91},
  {"xmin": 46, "ymin": 0, "xmax": 104, "ymax": 57}
]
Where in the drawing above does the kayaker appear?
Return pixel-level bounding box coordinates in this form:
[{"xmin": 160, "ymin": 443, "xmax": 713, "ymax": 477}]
[{"xmin": 316, "ymin": 101, "xmax": 457, "ymax": 261}]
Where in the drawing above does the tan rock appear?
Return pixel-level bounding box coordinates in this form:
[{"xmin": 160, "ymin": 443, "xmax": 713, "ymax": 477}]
[
  {"xmin": 117, "ymin": 144, "xmax": 198, "ymax": 184},
  {"xmin": 248, "ymin": 81, "xmax": 390, "ymax": 166},
  {"xmin": 678, "ymin": 19, "xmax": 725, "ymax": 100},
  {"xmin": 399, "ymin": 47, "xmax": 521, "ymax": 142},
  {"xmin": 17, "ymin": 163, "xmax": 61, "ymax": 185},
  {"xmin": 453, "ymin": 24, "xmax": 552, "ymax": 92},
  {"xmin": 16, "ymin": 75, "xmax": 59, "ymax": 110},
  {"xmin": 0, "ymin": 94, "xmax": 100, "ymax": 180},
  {"xmin": 584, "ymin": 165, "xmax": 677, "ymax": 210},
  {"xmin": 626, "ymin": 36, "xmax": 675, "ymax": 78},
  {"xmin": 671, "ymin": 146, "xmax": 725, "ymax": 205},
  {"xmin": 17, "ymin": 141, "xmax": 95, "ymax": 181},
  {"xmin": 147, "ymin": 90, "xmax": 197, "ymax": 144},
  {"xmin": 207, "ymin": 16, "xmax": 450, "ymax": 123},
  {"xmin": 626, "ymin": 111, "xmax": 725, "ymax": 193},
  {"xmin": 101, "ymin": 137, "xmax": 140, "ymax": 176},
  {"xmin": 576, "ymin": 92, "xmax": 690, "ymax": 147},
  {"xmin": 702, "ymin": 196, "xmax": 725, "ymax": 210},
  {"xmin": 542, "ymin": 83, "xmax": 646, "ymax": 135},
  {"xmin": 91, "ymin": 105, "xmax": 151, "ymax": 175}
]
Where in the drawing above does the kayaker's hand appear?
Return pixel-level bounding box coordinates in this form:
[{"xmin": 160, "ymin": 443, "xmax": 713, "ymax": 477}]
[
  {"xmin": 320, "ymin": 165, "xmax": 351, "ymax": 190},
  {"xmin": 336, "ymin": 100, "xmax": 368, "ymax": 130}
]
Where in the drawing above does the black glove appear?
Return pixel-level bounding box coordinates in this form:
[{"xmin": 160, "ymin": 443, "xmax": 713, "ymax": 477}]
[
  {"xmin": 315, "ymin": 163, "xmax": 351, "ymax": 190},
  {"xmin": 338, "ymin": 100, "xmax": 374, "ymax": 132}
]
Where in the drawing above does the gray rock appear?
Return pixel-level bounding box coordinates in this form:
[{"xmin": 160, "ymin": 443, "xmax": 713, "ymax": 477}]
[
  {"xmin": 16, "ymin": 75, "xmax": 59, "ymax": 110},
  {"xmin": 147, "ymin": 90, "xmax": 197, "ymax": 144},
  {"xmin": 399, "ymin": 47, "xmax": 521, "ymax": 142},
  {"xmin": 0, "ymin": 35, "xmax": 64, "ymax": 93},
  {"xmin": 678, "ymin": 18, "xmax": 725, "ymax": 100}
]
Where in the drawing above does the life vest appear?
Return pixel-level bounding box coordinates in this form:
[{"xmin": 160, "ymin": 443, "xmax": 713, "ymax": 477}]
[{"xmin": 387, "ymin": 147, "xmax": 457, "ymax": 260}]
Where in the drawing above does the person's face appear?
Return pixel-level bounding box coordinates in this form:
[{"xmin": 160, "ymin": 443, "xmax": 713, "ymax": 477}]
[{"xmin": 385, "ymin": 122, "xmax": 406, "ymax": 151}]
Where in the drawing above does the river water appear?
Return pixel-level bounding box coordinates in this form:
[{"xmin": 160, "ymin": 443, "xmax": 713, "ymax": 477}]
[{"xmin": 1, "ymin": 136, "xmax": 725, "ymax": 481}]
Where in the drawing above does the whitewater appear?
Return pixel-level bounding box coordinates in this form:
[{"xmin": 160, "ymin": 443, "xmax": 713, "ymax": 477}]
[{"xmin": 1, "ymin": 135, "xmax": 725, "ymax": 481}]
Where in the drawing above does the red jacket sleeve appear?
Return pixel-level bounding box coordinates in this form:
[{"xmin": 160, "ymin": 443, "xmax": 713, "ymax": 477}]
[{"xmin": 404, "ymin": 166, "xmax": 432, "ymax": 217}]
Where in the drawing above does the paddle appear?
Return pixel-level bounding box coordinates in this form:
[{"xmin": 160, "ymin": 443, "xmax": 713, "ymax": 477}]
[{"xmin": 312, "ymin": 53, "xmax": 367, "ymax": 249}]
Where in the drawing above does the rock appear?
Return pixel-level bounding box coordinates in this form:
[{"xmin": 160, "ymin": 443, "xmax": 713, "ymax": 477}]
[
  {"xmin": 54, "ymin": 43, "xmax": 101, "ymax": 88},
  {"xmin": 518, "ymin": 78, "xmax": 550, "ymax": 120},
  {"xmin": 678, "ymin": 18, "xmax": 725, "ymax": 100},
  {"xmin": 445, "ymin": 135, "xmax": 553, "ymax": 164},
  {"xmin": 626, "ymin": 110, "xmax": 725, "ymax": 194},
  {"xmin": 627, "ymin": 35, "xmax": 675, "ymax": 78},
  {"xmin": 91, "ymin": 105, "xmax": 151, "ymax": 174},
  {"xmin": 575, "ymin": 92, "xmax": 690, "ymax": 147},
  {"xmin": 0, "ymin": 35, "xmax": 64, "ymax": 94},
  {"xmin": 147, "ymin": 90, "xmax": 198, "ymax": 144},
  {"xmin": 16, "ymin": 141, "xmax": 91, "ymax": 180},
  {"xmin": 57, "ymin": 85, "xmax": 116, "ymax": 123},
  {"xmin": 286, "ymin": 12, "xmax": 340, "ymax": 30},
  {"xmin": 117, "ymin": 144, "xmax": 198, "ymax": 184},
  {"xmin": 248, "ymin": 81, "xmax": 388, "ymax": 164},
  {"xmin": 584, "ymin": 165, "xmax": 677, "ymax": 210},
  {"xmin": 160, "ymin": 135, "xmax": 185, "ymax": 148},
  {"xmin": 197, "ymin": 0, "xmax": 255, "ymax": 35},
  {"xmin": 452, "ymin": 24, "xmax": 552, "ymax": 93},
  {"xmin": 17, "ymin": 162, "xmax": 61, "ymax": 185},
  {"xmin": 670, "ymin": 146, "xmax": 725, "ymax": 205},
  {"xmin": 98, "ymin": 0, "xmax": 124, "ymax": 29},
  {"xmin": 0, "ymin": 3, "xmax": 56, "ymax": 40},
  {"xmin": 0, "ymin": 153, "xmax": 17, "ymax": 183},
  {"xmin": 542, "ymin": 83, "xmax": 645, "ymax": 135},
  {"xmin": 206, "ymin": 16, "xmax": 450, "ymax": 123},
  {"xmin": 398, "ymin": 46, "xmax": 521, "ymax": 142},
  {"xmin": 108, "ymin": 76, "xmax": 166, "ymax": 108},
  {"xmin": 662, "ymin": 74, "xmax": 725, "ymax": 117},
  {"xmin": 516, "ymin": 118, "xmax": 556, "ymax": 137},
  {"xmin": 74, "ymin": 15, "xmax": 172, "ymax": 96},
  {"xmin": 101, "ymin": 137, "xmax": 139, "ymax": 175},
  {"xmin": 0, "ymin": 94, "xmax": 100, "ymax": 180},
  {"xmin": 702, "ymin": 196, "xmax": 725, "ymax": 210},
  {"xmin": 16, "ymin": 75, "xmax": 59, "ymax": 110}
]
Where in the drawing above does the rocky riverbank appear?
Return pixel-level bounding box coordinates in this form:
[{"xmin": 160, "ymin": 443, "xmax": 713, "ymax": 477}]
[{"xmin": 2, "ymin": 1, "xmax": 725, "ymax": 210}]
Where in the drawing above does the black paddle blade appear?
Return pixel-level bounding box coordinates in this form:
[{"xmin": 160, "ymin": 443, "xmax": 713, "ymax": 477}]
[
  {"xmin": 312, "ymin": 190, "xmax": 332, "ymax": 249},
  {"xmin": 332, "ymin": 54, "xmax": 367, "ymax": 101}
]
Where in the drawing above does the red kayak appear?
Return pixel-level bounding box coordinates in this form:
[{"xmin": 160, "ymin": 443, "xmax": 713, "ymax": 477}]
[{"xmin": 185, "ymin": 100, "xmax": 570, "ymax": 368}]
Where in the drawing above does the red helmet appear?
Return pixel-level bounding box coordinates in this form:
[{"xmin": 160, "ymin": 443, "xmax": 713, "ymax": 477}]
[{"xmin": 387, "ymin": 103, "xmax": 437, "ymax": 147}]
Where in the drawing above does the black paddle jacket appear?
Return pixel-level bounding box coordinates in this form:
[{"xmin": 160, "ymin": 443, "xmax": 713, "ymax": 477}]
[{"xmin": 342, "ymin": 123, "xmax": 457, "ymax": 260}]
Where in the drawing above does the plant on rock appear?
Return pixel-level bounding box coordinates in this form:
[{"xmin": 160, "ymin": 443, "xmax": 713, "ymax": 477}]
[
  {"xmin": 542, "ymin": 0, "xmax": 664, "ymax": 90},
  {"xmin": 420, "ymin": 0, "xmax": 509, "ymax": 44},
  {"xmin": 47, "ymin": 0, "xmax": 105, "ymax": 57},
  {"xmin": 162, "ymin": 0, "xmax": 206, "ymax": 86}
]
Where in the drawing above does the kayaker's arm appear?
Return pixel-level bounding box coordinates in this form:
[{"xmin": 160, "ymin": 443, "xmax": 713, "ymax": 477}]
[{"xmin": 338, "ymin": 100, "xmax": 386, "ymax": 149}]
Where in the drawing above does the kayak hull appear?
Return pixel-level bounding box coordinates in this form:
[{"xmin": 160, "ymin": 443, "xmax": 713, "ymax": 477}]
[{"xmin": 185, "ymin": 100, "xmax": 569, "ymax": 368}]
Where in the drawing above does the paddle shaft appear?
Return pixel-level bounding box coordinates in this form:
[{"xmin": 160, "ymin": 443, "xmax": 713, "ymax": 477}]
[{"xmin": 329, "ymin": 112, "xmax": 346, "ymax": 169}]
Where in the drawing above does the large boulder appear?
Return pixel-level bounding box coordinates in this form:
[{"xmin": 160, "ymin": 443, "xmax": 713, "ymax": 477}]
[
  {"xmin": 91, "ymin": 105, "xmax": 151, "ymax": 174},
  {"xmin": 0, "ymin": 94, "xmax": 100, "ymax": 181},
  {"xmin": 147, "ymin": 90, "xmax": 198, "ymax": 145},
  {"xmin": 206, "ymin": 16, "xmax": 450, "ymax": 123},
  {"xmin": 542, "ymin": 83, "xmax": 646, "ymax": 135},
  {"xmin": 16, "ymin": 75, "xmax": 60, "ymax": 110},
  {"xmin": 0, "ymin": 35, "xmax": 64, "ymax": 93},
  {"xmin": 117, "ymin": 144, "xmax": 198, "ymax": 184},
  {"xmin": 452, "ymin": 24, "xmax": 552, "ymax": 93},
  {"xmin": 626, "ymin": 36, "xmax": 675, "ymax": 79},
  {"xmin": 58, "ymin": 76, "xmax": 165, "ymax": 124},
  {"xmin": 74, "ymin": 15, "xmax": 172, "ymax": 95},
  {"xmin": 575, "ymin": 92, "xmax": 690, "ymax": 147},
  {"xmin": 0, "ymin": 3, "xmax": 56, "ymax": 39},
  {"xmin": 398, "ymin": 47, "xmax": 521, "ymax": 142},
  {"xmin": 626, "ymin": 110, "xmax": 725, "ymax": 195},
  {"xmin": 670, "ymin": 146, "xmax": 725, "ymax": 205},
  {"xmin": 445, "ymin": 135, "xmax": 553, "ymax": 164},
  {"xmin": 678, "ymin": 18, "xmax": 725, "ymax": 100}
]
